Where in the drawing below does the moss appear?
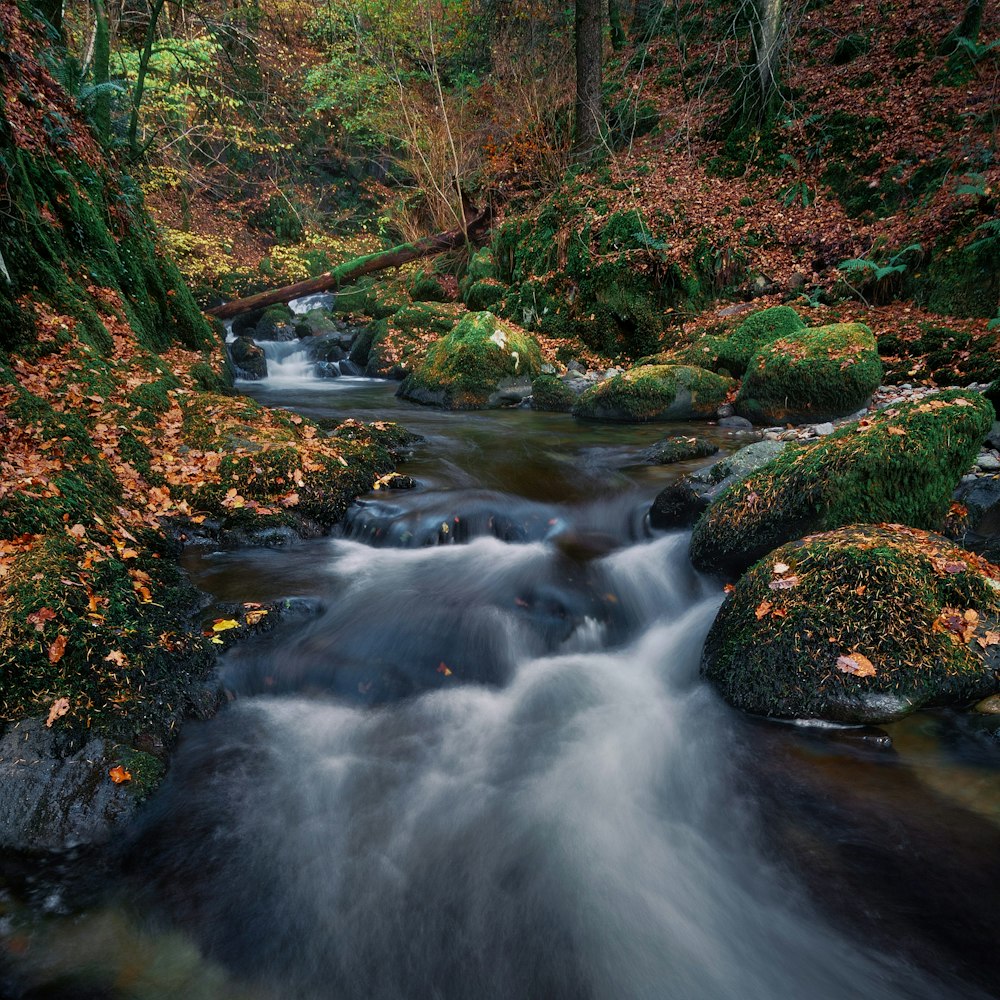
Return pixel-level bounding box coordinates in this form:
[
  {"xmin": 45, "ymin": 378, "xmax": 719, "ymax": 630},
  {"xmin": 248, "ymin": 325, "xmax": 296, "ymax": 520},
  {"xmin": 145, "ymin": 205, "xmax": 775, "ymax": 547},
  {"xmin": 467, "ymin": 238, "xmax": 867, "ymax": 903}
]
[
  {"xmin": 463, "ymin": 279, "xmax": 506, "ymax": 313},
  {"xmin": 398, "ymin": 311, "xmax": 543, "ymax": 409},
  {"xmin": 466, "ymin": 248, "xmax": 497, "ymax": 283},
  {"xmin": 702, "ymin": 524, "xmax": 1000, "ymax": 722},
  {"xmin": 736, "ymin": 322, "xmax": 882, "ymax": 424},
  {"xmin": 647, "ymin": 334, "xmax": 732, "ymax": 373},
  {"xmin": 717, "ymin": 305, "xmax": 805, "ymax": 376},
  {"xmin": 530, "ymin": 373, "xmax": 577, "ymax": 413},
  {"xmin": 0, "ymin": 530, "xmax": 215, "ymax": 738},
  {"xmin": 409, "ymin": 269, "xmax": 450, "ymax": 302},
  {"xmin": 333, "ymin": 276, "xmax": 412, "ymax": 319},
  {"xmin": 832, "ymin": 33, "xmax": 870, "ymax": 65},
  {"xmin": 573, "ymin": 364, "xmax": 733, "ymax": 422},
  {"xmin": 918, "ymin": 237, "xmax": 1000, "ymax": 319},
  {"xmin": 691, "ymin": 389, "xmax": 996, "ymax": 576}
]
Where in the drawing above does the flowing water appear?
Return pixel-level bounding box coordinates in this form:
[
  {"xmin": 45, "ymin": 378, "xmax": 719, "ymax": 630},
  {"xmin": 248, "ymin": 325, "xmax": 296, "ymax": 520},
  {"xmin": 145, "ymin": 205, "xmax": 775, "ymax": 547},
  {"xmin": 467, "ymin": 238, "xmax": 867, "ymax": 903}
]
[{"xmin": 2, "ymin": 349, "xmax": 999, "ymax": 1000}]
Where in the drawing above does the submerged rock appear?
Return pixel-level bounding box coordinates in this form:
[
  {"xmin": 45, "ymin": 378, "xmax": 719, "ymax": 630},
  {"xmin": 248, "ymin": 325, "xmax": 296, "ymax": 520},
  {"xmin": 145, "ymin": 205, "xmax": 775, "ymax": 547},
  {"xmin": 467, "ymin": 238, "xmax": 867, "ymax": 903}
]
[
  {"xmin": 640, "ymin": 435, "xmax": 719, "ymax": 466},
  {"xmin": 573, "ymin": 364, "xmax": 733, "ymax": 422},
  {"xmin": 702, "ymin": 524, "xmax": 1000, "ymax": 723},
  {"xmin": 690, "ymin": 390, "xmax": 996, "ymax": 577}
]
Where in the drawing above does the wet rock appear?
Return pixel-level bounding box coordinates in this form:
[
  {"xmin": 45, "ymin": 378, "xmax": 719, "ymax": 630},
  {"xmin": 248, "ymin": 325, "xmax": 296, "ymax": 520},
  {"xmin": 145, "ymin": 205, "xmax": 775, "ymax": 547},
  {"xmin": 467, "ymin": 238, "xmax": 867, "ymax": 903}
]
[
  {"xmin": 987, "ymin": 422, "xmax": 1000, "ymax": 450},
  {"xmin": 974, "ymin": 694, "xmax": 1000, "ymax": 714},
  {"xmin": 531, "ymin": 374, "xmax": 577, "ymax": 413},
  {"xmin": 339, "ymin": 359, "xmax": 364, "ymax": 376},
  {"xmin": 978, "ymin": 452, "xmax": 1000, "ymax": 472},
  {"xmin": 952, "ymin": 474, "xmax": 1000, "ymax": 562},
  {"xmin": 254, "ymin": 304, "xmax": 297, "ymax": 341},
  {"xmin": 0, "ymin": 721, "xmax": 141, "ymax": 850},
  {"xmin": 718, "ymin": 415, "xmax": 753, "ymax": 430},
  {"xmin": 648, "ymin": 440, "xmax": 787, "ymax": 530},
  {"xmin": 702, "ymin": 524, "xmax": 1000, "ymax": 723},
  {"xmin": 228, "ymin": 336, "xmax": 267, "ymax": 380},
  {"xmin": 640, "ymin": 435, "xmax": 719, "ymax": 466},
  {"xmin": 314, "ymin": 362, "xmax": 342, "ymax": 379}
]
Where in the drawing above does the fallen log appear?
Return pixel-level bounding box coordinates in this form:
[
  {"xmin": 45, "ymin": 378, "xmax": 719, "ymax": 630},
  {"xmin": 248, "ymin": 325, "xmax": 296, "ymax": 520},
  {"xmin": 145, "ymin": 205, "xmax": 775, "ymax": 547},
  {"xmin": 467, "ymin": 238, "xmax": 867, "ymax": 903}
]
[{"xmin": 205, "ymin": 207, "xmax": 491, "ymax": 321}]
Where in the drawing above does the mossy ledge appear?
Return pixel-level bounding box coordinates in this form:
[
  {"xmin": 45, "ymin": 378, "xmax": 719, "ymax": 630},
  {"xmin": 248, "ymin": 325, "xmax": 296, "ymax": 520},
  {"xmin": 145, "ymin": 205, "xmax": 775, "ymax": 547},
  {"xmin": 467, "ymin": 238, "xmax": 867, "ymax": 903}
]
[
  {"xmin": 690, "ymin": 390, "xmax": 996, "ymax": 577},
  {"xmin": 702, "ymin": 524, "xmax": 1000, "ymax": 723}
]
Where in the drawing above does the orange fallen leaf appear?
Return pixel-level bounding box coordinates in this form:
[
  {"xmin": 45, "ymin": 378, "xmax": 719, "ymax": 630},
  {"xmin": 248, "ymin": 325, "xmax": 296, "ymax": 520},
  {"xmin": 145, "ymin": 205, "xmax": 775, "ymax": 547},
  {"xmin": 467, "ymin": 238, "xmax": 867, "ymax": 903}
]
[
  {"xmin": 756, "ymin": 600, "xmax": 773, "ymax": 619},
  {"xmin": 109, "ymin": 765, "xmax": 132, "ymax": 784},
  {"xmin": 245, "ymin": 609, "xmax": 268, "ymax": 625},
  {"xmin": 48, "ymin": 634, "xmax": 67, "ymax": 664},
  {"xmin": 45, "ymin": 697, "xmax": 70, "ymax": 727},
  {"xmin": 723, "ymin": 583, "xmax": 735, "ymax": 594},
  {"xmin": 836, "ymin": 652, "xmax": 876, "ymax": 677},
  {"xmin": 437, "ymin": 662, "xmax": 453, "ymax": 676}
]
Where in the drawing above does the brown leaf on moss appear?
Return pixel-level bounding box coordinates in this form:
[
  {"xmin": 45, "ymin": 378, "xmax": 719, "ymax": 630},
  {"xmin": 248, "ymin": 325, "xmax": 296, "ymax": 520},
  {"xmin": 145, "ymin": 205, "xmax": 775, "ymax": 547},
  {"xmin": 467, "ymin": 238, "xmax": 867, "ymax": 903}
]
[
  {"xmin": 836, "ymin": 653, "xmax": 876, "ymax": 677},
  {"xmin": 47, "ymin": 634, "xmax": 67, "ymax": 664},
  {"xmin": 108, "ymin": 765, "xmax": 132, "ymax": 784}
]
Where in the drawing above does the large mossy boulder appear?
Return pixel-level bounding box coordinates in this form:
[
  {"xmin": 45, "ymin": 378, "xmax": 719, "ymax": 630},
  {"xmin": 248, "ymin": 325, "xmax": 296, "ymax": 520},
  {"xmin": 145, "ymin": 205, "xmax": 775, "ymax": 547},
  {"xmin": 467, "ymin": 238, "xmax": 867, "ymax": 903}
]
[
  {"xmin": 397, "ymin": 311, "xmax": 542, "ymax": 409},
  {"xmin": 735, "ymin": 322, "xmax": 882, "ymax": 425},
  {"xmin": 531, "ymin": 373, "xmax": 578, "ymax": 413},
  {"xmin": 572, "ymin": 365, "xmax": 733, "ymax": 422},
  {"xmin": 690, "ymin": 390, "xmax": 996, "ymax": 576},
  {"xmin": 717, "ymin": 306, "xmax": 805, "ymax": 376},
  {"xmin": 702, "ymin": 524, "xmax": 1000, "ymax": 723}
]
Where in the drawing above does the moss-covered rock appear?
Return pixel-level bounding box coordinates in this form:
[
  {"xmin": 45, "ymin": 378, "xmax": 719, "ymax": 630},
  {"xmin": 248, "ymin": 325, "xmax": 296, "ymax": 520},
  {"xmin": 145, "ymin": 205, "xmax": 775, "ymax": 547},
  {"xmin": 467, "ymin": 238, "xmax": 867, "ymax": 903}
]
[
  {"xmin": 463, "ymin": 279, "xmax": 506, "ymax": 313},
  {"xmin": 691, "ymin": 390, "xmax": 996, "ymax": 576},
  {"xmin": 702, "ymin": 524, "xmax": 1000, "ymax": 723},
  {"xmin": 735, "ymin": 322, "xmax": 882, "ymax": 425},
  {"xmin": 717, "ymin": 305, "xmax": 805, "ymax": 376},
  {"xmin": 409, "ymin": 269, "xmax": 450, "ymax": 303},
  {"xmin": 645, "ymin": 334, "xmax": 732, "ymax": 374},
  {"xmin": 397, "ymin": 311, "xmax": 543, "ymax": 409},
  {"xmin": 361, "ymin": 301, "xmax": 463, "ymax": 377},
  {"xmin": 530, "ymin": 373, "xmax": 578, "ymax": 412},
  {"xmin": 333, "ymin": 276, "xmax": 412, "ymax": 319},
  {"xmin": 573, "ymin": 365, "xmax": 733, "ymax": 422}
]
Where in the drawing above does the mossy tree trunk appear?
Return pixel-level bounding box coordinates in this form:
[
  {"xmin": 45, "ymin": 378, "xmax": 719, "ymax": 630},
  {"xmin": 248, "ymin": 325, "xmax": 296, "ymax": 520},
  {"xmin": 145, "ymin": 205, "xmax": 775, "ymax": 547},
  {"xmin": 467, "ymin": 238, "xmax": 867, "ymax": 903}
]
[
  {"xmin": 92, "ymin": 0, "xmax": 111, "ymax": 143},
  {"xmin": 574, "ymin": 0, "xmax": 605, "ymax": 159},
  {"xmin": 940, "ymin": 0, "xmax": 987, "ymax": 52},
  {"xmin": 205, "ymin": 209, "xmax": 493, "ymax": 320}
]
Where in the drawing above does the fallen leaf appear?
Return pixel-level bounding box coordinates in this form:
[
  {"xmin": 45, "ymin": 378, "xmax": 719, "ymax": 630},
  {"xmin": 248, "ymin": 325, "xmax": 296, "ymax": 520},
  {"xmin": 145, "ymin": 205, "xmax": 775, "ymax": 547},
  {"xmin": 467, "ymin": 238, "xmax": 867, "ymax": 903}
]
[
  {"xmin": 27, "ymin": 607, "xmax": 57, "ymax": 631},
  {"xmin": 769, "ymin": 575, "xmax": 799, "ymax": 590},
  {"xmin": 756, "ymin": 600, "xmax": 773, "ymax": 619},
  {"xmin": 887, "ymin": 427, "xmax": 906, "ymax": 436},
  {"xmin": 773, "ymin": 562, "xmax": 790, "ymax": 575},
  {"xmin": 68, "ymin": 523, "xmax": 86, "ymax": 538},
  {"xmin": 245, "ymin": 609, "xmax": 268, "ymax": 625},
  {"xmin": 48, "ymin": 634, "xmax": 67, "ymax": 664},
  {"xmin": 108, "ymin": 765, "xmax": 132, "ymax": 784},
  {"xmin": 723, "ymin": 583, "xmax": 735, "ymax": 594},
  {"xmin": 45, "ymin": 697, "xmax": 70, "ymax": 727},
  {"xmin": 437, "ymin": 662, "xmax": 453, "ymax": 676},
  {"xmin": 212, "ymin": 619, "xmax": 240, "ymax": 632},
  {"xmin": 104, "ymin": 650, "xmax": 128, "ymax": 666},
  {"xmin": 836, "ymin": 653, "xmax": 876, "ymax": 677},
  {"xmin": 977, "ymin": 630, "xmax": 1000, "ymax": 648}
]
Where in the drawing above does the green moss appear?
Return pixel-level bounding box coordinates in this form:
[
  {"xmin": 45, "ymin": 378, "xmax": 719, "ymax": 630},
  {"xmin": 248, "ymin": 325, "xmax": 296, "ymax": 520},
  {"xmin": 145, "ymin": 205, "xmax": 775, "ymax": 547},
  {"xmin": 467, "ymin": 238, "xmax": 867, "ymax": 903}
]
[
  {"xmin": 691, "ymin": 389, "xmax": 996, "ymax": 576},
  {"xmin": 573, "ymin": 364, "xmax": 733, "ymax": 422},
  {"xmin": 530, "ymin": 373, "xmax": 577, "ymax": 413},
  {"xmin": 702, "ymin": 524, "xmax": 1000, "ymax": 722},
  {"xmin": 649, "ymin": 334, "xmax": 732, "ymax": 373},
  {"xmin": 717, "ymin": 305, "xmax": 805, "ymax": 376},
  {"xmin": 333, "ymin": 276, "xmax": 412, "ymax": 318},
  {"xmin": 736, "ymin": 322, "xmax": 882, "ymax": 424},
  {"xmin": 463, "ymin": 279, "xmax": 506, "ymax": 313},
  {"xmin": 918, "ymin": 237, "xmax": 1000, "ymax": 319},
  {"xmin": 642, "ymin": 436, "xmax": 719, "ymax": 464},
  {"xmin": 409, "ymin": 269, "xmax": 450, "ymax": 302},
  {"xmin": 399, "ymin": 311, "xmax": 542, "ymax": 409}
]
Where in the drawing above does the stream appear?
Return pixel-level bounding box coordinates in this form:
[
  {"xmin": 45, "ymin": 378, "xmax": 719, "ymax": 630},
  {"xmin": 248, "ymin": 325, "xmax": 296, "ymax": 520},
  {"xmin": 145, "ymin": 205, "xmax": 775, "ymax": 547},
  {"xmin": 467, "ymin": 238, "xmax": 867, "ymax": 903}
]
[{"xmin": 2, "ymin": 322, "xmax": 999, "ymax": 999}]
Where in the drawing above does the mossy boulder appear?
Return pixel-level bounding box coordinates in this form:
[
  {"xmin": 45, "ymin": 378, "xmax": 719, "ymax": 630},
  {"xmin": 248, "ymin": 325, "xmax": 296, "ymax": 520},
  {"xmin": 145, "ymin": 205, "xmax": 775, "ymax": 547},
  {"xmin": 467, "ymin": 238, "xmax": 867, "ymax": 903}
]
[
  {"xmin": 397, "ymin": 312, "xmax": 542, "ymax": 409},
  {"xmin": 295, "ymin": 308, "xmax": 341, "ymax": 338},
  {"xmin": 254, "ymin": 304, "xmax": 296, "ymax": 341},
  {"xmin": 717, "ymin": 306, "xmax": 805, "ymax": 376},
  {"xmin": 464, "ymin": 279, "xmax": 506, "ymax": 313},
  {"xmin": 702, "ymin": 524, "xmax": 1000, "ymax": 723},
  {"xmin": 531, "ymin": 373, "xmax": 578, "ymax": 413},
  {"xmin": 333, "ymin": 277, "xmax": 412, "ymax": 319},
  {"xmin": 360, "ymin": 302, "xmax": 462, "ymax": 377},
  {"xmin": 735, "ymin": 322, "xmax": 882, "ymax": 425},
  {"xmin": 646, "ymin": 335, "xmax": 732, "ymax": 374},
  {"xmin": 573, "ymin": 365, "xmax": 733, "ymax": 422},
  {"xmin": 691, "ymin": 390, "xmax": 996, "ymax": 577}
]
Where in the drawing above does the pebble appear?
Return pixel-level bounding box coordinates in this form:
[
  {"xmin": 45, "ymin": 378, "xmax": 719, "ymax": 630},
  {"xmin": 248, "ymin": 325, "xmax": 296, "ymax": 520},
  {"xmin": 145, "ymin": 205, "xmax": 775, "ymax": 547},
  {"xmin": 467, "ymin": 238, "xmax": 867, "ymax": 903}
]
[{"xmin": 977, "ymin": 452, "xmax": 1000, "ymax": 472}]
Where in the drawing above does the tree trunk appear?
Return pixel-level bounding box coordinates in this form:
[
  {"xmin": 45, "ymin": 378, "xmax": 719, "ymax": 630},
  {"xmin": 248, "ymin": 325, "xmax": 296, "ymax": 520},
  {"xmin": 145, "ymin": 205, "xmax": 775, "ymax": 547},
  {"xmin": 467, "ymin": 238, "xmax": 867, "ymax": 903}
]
[
  {"xmin": 941, "ymin": 0, "xmax": 987, "ymax": 52},
  {"xmin": 608, "ymin": 0, "xmax": 625, "ymax": 50},
  {"xmin": 751, "ymin": 0, "xmax": 783, "ymax": 113},
  {"xmin": 205, "ymin": 209, "xmax": 492, "ymax": 320},
  {"xmin": 127, "ymin": 0, "xmax": 166, "ymax": 160},
  {"xmin": 92, "ymin": 0, "xmax": 111, "ymax": 142},
  {"xmin": 574, "ymin": 0, "xmax": 604, "ymax": 159}
]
